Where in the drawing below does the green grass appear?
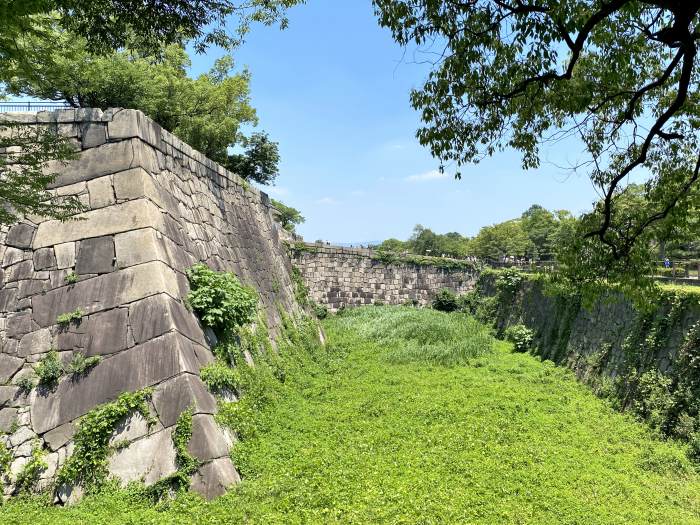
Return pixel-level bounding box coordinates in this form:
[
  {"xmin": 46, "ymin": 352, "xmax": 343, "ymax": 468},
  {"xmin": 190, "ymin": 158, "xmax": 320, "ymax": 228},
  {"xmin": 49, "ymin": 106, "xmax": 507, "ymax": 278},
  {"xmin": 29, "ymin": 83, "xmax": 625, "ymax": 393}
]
[{"xmin": 2, "ymin": 306, "xmax": 700, "ymax": 523}]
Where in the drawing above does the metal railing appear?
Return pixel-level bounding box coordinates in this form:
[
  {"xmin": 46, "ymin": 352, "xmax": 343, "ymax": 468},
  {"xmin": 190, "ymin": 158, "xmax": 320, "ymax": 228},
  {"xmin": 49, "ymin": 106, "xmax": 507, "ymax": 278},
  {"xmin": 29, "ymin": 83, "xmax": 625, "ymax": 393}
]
[{"xmin": 0, "ymin": 102, "xmax": 71, "ymax": 112}]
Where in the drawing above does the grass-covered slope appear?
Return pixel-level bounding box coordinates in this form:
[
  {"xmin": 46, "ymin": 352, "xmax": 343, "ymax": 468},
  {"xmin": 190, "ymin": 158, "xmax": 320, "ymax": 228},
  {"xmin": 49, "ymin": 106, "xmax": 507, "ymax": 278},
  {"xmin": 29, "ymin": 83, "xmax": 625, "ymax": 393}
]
[{"xmin": 2, "ymin": 307, "xmax": 700, "ymax": 523}]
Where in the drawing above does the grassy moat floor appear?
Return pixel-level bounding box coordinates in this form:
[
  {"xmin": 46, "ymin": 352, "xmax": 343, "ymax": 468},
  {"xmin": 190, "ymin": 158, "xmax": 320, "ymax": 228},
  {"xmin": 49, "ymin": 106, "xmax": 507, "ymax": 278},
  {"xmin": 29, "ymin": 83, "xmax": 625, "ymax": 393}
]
[{"xmin": 2, "ymin": 306, "xmax": 700, "ymax": 524}]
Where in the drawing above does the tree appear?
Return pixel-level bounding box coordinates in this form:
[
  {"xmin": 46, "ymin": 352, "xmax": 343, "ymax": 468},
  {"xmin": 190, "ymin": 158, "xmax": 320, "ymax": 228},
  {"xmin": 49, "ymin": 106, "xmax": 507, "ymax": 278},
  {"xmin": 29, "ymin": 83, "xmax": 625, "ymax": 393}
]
[
  {"xmin": 373, "ymin": 1, "xmax": 700, "ymax": 287},
  {"xmin": 0, "ymin": 122, "xmax": 83, "ymax": 225},
  {"xmin": 2, "ymin": 37, "xmax": 279, "ymax": 183},
  {"xmin": 271, "ymin": 199, "xmax": 304, "ymax": 233},
  {"xmin": 469, "ymin": 220, "xmax": 532, "ymax": 260},
  {"xmin": 225, "ymin": 132, "xmax": 280, "ymax": 185},
  {"xmin": 0, "ymin": 1, "xmax": 303, "ymax": 58}
]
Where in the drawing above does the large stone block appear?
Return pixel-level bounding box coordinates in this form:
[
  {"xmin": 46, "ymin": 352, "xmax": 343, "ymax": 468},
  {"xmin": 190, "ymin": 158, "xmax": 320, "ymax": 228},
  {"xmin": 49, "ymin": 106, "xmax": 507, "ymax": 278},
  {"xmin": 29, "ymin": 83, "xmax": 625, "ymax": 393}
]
[
  {"xmin": 187, "ymin": 414, "xmax": 230, "ymax": 462},
  {"xmin": 6, "ymin": 224, "xmax": 36, "ymax": 249},
  {"xmin": 128, "ymin": 294, "xmax": 205, "ymax": 346},
  {"xmin": 33, "ymin": 199, "xmax": 165, "ymax": 248},
  {"xmin": 190, "ymin": 458, "xmax": 240, "ymax": 500},
  {"xmin": 0, "ymin": 408, "xmax": 17, "ymax": 433},
  {"xmin": 108, "ymin": 428, "xmax": 177, "ymax": 485},
  {"xmin": 0, "ymin": 354, "xmax": 23, "ymax": 383},
  {"xmin": 31, "ymin": 332, "xmax": 205, "ymax": 434},
  {"xmin": 31, "ymin": 261, "xmax": 182, "ymax": 327},
  {"xmin": 76, "ymin": 236, "xmax": 115, "ymax": 275},
  {"xmin": 56, "ymin": 308, "xmax": 128, "ymax": 356},
  {"xmin": 46, "ymin": 138, "xmax": 138, "ymax": 188},
  {"xmin": 152, "ymin": 373, "xmax": 216, "ymax": 428}
]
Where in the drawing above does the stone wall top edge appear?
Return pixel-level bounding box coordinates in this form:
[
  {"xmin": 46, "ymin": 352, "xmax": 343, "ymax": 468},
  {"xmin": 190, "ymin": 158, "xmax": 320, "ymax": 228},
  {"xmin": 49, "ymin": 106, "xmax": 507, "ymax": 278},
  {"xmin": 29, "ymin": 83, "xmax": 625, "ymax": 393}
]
[{"xmin": 0, "ymin": 108, "xmax": 270, "ymax": 205}]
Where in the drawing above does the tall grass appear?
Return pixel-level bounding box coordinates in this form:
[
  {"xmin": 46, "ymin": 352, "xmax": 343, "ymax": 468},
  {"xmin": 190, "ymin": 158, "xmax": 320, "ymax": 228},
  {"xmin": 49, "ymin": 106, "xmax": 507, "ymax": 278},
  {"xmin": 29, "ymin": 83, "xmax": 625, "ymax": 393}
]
[{"xmin": 334, "ymin": 306, "xmax": 494, "ymax": 365}]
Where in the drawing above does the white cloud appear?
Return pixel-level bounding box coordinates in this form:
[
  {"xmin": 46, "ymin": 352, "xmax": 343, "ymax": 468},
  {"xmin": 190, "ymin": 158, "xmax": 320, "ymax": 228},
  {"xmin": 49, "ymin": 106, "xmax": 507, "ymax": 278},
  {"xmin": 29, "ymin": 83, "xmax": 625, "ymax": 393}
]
[
  {"xmin": 316, "ymin": 197, "xmax": 337, "ymax": 205},
  {"xmin": 405, "ymin": 169, "xmax": 449, "ymax": 182}
]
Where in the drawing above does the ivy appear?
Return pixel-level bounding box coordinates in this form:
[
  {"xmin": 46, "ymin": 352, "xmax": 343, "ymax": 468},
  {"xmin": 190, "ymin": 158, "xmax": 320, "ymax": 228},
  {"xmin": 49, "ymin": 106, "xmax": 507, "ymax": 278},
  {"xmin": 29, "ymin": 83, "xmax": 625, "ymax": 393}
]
[
  {"xmin": 14, "ymin": 444, "xmax": 47, "ymax": 494},
  {"xmin": 56, "ymin": 389, "xmax": 154, "ymax": 491},
  {"xmin": 144, "ymin": 408, "xmax": 199, "ymax": 500}
]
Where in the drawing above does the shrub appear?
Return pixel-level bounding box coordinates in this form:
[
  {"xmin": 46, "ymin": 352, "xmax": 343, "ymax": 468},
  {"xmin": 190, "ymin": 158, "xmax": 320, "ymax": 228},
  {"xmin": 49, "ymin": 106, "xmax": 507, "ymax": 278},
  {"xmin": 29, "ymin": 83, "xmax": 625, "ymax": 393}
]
[
  {"xmin": 34, "ymin": 350, "xmax": 63, "ymax": 387},
  {"xmin": 14, "ymin": 445, "xmax": 47, "ymax": 494},
  {"xmin": 504, "ymin": 324, "xmax": 535, "ymax": 353},
  {"xmin": 56, "ymin": 308, "xmax": 84, "ymax": 327},
  {"xmin": 68, "ymin": 352, "xmax": 101, "ymax": 376},
  {"xmin": 432, "ymin": 288, "xmax": 460, "ymax": 312},
  {"xmin": 496, "ymin": 268, "xmax": 524, "ymax": 296},
  {"xmin": 186, "ymin": 263, "xmax": 258, "ymax": 334},
  {"xmin": 64, "ymin": 272, "xmax": 78, "ymax": 285},
  {"xmin": 15, "ymin": 374, "xmax": 36, "ymax": 392},
  {"xmin": 313, "ymin": 303, "xmax": 328, "ymax": 320}
]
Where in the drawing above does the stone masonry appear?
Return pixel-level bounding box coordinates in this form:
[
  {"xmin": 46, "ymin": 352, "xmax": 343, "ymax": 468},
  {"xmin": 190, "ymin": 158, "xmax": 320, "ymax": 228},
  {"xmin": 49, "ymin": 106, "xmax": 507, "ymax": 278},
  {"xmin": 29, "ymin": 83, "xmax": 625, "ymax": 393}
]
[
  {"xmin": 0, "ymin": 109, "xmax": 300, "ymax": 501},
  {"xmin": 292, "ymin": 244, "xmax": 478, "ymax": 311}
]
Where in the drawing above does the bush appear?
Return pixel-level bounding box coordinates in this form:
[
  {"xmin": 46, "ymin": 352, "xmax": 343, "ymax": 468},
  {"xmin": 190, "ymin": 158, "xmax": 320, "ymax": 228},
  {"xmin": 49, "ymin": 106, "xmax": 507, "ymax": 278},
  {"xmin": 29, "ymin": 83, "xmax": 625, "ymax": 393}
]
[
  {"xmin": 313, "ymin": 303, "xmax": 328, "ymax": 320},
  {"xmin": 186, "ymin": 263, "xmax": 258, "ymax": 334},
  {"xmin": 68, "ymin": 352, "xmax": 101, "ymax": 376},
  {"xmin": 504, "ymin": 324, "xmax": 535, "ymax": 353},
  {"xmin": 34, "ymin": 350, "xmax": 63, "ymax": 387},
  {"xmin": 432, "ymin": 288, "xmax": 460, "ymax": 312}
]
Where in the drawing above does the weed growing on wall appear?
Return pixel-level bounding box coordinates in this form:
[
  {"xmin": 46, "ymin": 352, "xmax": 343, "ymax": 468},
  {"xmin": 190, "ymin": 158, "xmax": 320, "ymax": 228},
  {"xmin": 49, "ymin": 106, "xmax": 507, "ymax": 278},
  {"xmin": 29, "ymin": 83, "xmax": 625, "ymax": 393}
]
[
  {"xmin": 0, "ymin": 440, "xmax": 11, "ymax": 480},
  {"xmin": 34, "ymin": 350, "xmax": 63, "ymax": 388},
  {"xmin": 56, "ymin": 309, "xmax": 84, "ymax": 327},
  {"xmin": 186, "ymin": 263, "xmax": 258, "ymax": 334},
  {"xmin": 67, "ymin": 353, "xmax": 101, "ymax": 376},
  {"xmin": 56, "ymin": 389, "xmax": 154, "ymax": 491},
  {"xmin": 14, "ymin": 445, "xmax": 47, "ymax": 494}
]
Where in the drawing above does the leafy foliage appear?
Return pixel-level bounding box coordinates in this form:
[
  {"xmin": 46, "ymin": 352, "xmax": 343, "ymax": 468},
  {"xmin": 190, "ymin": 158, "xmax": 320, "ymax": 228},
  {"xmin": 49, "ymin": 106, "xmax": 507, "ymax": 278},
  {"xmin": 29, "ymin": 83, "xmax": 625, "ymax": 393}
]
[
  {"xmin": 4, "ymin": 307, "xmax": 700, "ymax": 522},
  {"xmin": 431, "ymin": 288, "xmax": 460, "ymax": 312},
  {"xmin": 504, "ymin": 324, "xmax": 535, "ymax": 353},
  {"xmin": 56, "ymin": 389, "xmax": 153, "ymax": 490},
  {"xmin": 226, "ymin": 132, "xmax": 281, "ymax": 185},
  {"xmin": 270, "ymin": 199, "xmax": 304, "ymax": 233},
  {"xmin": 13, "ymin": 444, "xmax": 47, "ymax": 495},
  {"xmin": 0, "ymin": 440, "xmax": 11, "ymax": 479},
  {"xmin": 373, "ymin": 0, "xmax": 700, "ymax": 286},
  {"xmin": 186, "ymin": 263, "xmax": 258, "ymax": 335},
  {"xmin": 67, "ymin": 353, "xmax": 101, "ymax": 376},
  {"xmin": 56, "ymin": 309, "xmax": 84, "ymax": 327},
  {"xmin": 34, "ymin": 350, "xmax": 63, "ymax": 387},
  {"xmin": 0, "ymin": 121, "xmax": 83, "ymax": 226}
]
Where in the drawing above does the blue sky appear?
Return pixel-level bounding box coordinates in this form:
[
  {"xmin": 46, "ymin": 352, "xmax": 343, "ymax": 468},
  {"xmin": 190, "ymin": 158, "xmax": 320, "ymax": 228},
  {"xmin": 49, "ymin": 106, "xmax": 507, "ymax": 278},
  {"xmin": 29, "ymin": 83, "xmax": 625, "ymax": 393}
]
[
  {"xmin": 195, "ymin": 1, "xmax": 601, "ymax": 243},
  {"xmin": 14, "ymin": 1, "xmax": 602, "ymax": 244}
]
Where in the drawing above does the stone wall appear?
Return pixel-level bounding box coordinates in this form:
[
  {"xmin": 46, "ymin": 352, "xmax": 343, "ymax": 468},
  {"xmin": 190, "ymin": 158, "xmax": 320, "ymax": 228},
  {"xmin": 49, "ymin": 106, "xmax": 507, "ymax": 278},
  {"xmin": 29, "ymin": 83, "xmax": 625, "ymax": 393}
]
[
  {"xmin": 292, "ymin": 244, "xmax": 478, "ymax": 311},
  {"xmin": 0, "ymin": 109, "xmax": 300, "ymax": 500},
  {"xmin": 480, "ymin": 273, "xmax": 700, "ymax": 407}
]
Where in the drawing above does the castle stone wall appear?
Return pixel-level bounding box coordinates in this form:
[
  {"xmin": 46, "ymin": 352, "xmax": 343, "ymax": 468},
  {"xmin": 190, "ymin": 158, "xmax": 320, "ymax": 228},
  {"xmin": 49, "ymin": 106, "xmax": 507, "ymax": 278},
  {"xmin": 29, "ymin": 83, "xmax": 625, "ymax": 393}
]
[
  {"xmin": 292, "ymin": 244, "xmax": 478, "ymax": 311},
  {"xmin": 0, "ymin": 109, "xmax": 299, "ymax": 500}
]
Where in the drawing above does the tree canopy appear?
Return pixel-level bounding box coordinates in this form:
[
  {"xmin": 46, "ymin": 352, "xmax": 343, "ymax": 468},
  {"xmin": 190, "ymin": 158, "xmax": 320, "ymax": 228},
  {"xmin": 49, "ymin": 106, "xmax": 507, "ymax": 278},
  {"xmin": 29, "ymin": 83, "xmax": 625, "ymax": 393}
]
[
  {"xmin": 271, "ymin": 199, "xmax": 305, "ymax": 233},
  {"xmin": 373, "ymin": 1, "xmax": 700, "ymax": 288}
]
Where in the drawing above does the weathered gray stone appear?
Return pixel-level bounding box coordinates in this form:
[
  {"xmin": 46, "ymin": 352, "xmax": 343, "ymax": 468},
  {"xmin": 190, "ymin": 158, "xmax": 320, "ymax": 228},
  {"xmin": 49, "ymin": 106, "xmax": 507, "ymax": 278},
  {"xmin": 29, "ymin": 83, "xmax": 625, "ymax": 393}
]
[
  {"xmin": 18, "ymin": 328, "xmax": 52, "ymax": 357},
  {"xmin": 0, "ymin": 408, "xmax": 17, "ymax": 432},
  {"xmin": 81, "ymin": 122, "xmax": 107, "ymax": 149},
  {"xmin": 152, "ymin": 374, "xmax": 216, "ymax": 428},
  {"xmin": 33, "ymin": 248, "xmax": 56, "ymax": 270},
  {"xmin": 31, "ymin": 261, "xmax": 182, "ymax": 327},
  {"xmin": 57, "ymin": 308, "xmax": 128, "ymax": 356},
  {"xmin": 88, "ymin": 176, "xmax": 115, "ymax": 209},
  {"xmin": 108, "ymin": 428, "xmax": 177, "ymax": 485},
  {"xmin": 43, "ymin": 421, "xmax": 75, "ymax": 451},
  {"xmin": 109, "ymin": 411, "xmax": 151, "ymax": 446},
  {"xmin": 46, "ymin": 138, "xmax": 138, "ymax": 188},
  {"xmin": 0, "ymin": 354, "xmax": 24, "ymax": 383},
  {"xmin": 5, "ymin": 260, "xmax": 34, "ymax": 282},
  {"xmin": 190, "ymin": 458, "xmax": 240, "ymax": 500},
  {"xmin": 2, "ymin": 247, "xmax": 26, "ymax": 267},
  {"xmin": 31, "ymin": 332, "xmax": 203, "ymax": 434},
  {"xmin": 34, "ymin": 199, "xmax": 166, "ymax": 248},
  {"xmin": 187, "ymin": 414, "xmax": 230, "ymax": 461},
  {"xmin": 7, "ymin": 313, "xmax": 35, "ymax": 339},
  {"xmin": 76, "ymin": 236, "xmax": 115, "ymax": 275},
  {"xmin": 9, "ymin": 424, "xmax": 34, "ymax": 447},
  {"xmin": 5, "ymin": 223, "xmax": 36, "ymax": 249},
  {"xmin": 54, "ymin": 242, "xmax": 76, "ymax": 270},
  {"xmin": 129, "ymin": 294, "xmax": 206, "ymax": 346}
]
